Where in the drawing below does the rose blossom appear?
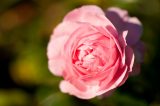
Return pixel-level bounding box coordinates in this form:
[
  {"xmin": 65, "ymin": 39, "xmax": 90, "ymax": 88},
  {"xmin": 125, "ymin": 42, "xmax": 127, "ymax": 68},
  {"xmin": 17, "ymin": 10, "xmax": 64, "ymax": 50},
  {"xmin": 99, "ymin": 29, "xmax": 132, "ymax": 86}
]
[{"xmin": 47, "ymin": 5, "xmax": 143, "ymax": 99}]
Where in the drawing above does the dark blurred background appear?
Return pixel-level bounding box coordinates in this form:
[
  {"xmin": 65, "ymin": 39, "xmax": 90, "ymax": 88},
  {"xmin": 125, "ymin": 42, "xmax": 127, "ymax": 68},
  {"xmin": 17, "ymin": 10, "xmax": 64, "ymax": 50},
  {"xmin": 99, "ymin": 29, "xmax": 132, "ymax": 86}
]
[{"xmin": 0, "ymin": 0, "xmax": 160, "ymax": 106}]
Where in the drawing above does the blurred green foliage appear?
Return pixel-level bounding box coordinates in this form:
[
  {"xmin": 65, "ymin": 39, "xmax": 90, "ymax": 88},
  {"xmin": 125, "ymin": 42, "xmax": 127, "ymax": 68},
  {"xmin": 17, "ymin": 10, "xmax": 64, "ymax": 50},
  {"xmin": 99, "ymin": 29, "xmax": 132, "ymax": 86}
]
[{"xmin": 0, "ymin": 0, "xmax": 160, "ymax": 106}]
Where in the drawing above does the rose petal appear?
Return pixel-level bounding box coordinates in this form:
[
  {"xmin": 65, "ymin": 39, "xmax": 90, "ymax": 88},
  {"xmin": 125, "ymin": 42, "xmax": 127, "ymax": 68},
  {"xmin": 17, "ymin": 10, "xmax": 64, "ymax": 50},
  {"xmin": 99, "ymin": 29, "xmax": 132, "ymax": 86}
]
[
  {"xmin": 64, "ymin": 5, "xmax": 105, "ymax": 21},
  {"xmin": 60, "ymin": 80, "xmax": 99, "ymax": 99},
  {"xmin": 100, "ymin": 58, "xmax": 120, "ymax": 89},
  {"xmin": 48, "ymin": 59, "xmax": 64, "ymax": 76},
  {"xmin": 47, "ymin": 35, "xmax": 69, "ymax": 59},
  {"xmin": 98, "ymin": 66, "xmax": 128, "ymax": 95},
  {"xmin": 64, "ymin": 5, "xmax": 116, "ymax": 28},
  {"xmin": 133, "ymin": 41, "xmax": 145, "ymax": 63},
  {"xmin": 126, "ymin": 17, "xmax": 142, "ymax": 45},
  {"xmin": 70, "ymin": 78, "xmax": 87, "ymax": 92},
  {"xmin": 118, "ymin": 72, "xmax": 129, "ymax": 86},
  {"xmin": 47, "ymin": 36, "xmax": 69, "ymax": 76},
  {"xmin": 105, "ymin": 7, "xmax": 128, "ymax": 32},
  {"xmin": 103, "ymin": 26, "xmax": 124, "ymax": 59},
  {"xmin": 53, "ymin": 21, "xmax": 80, "ymax": 38},
  {"xmin": 105, "ymin": 7, "xmax": 142, "ymax": 46},
  {"xmin": 110, "ymin": 65, "xmax": 128, "ymax": 88},
  {"xmin": 107, "ymin": 7, "xmax": 128, "ymax": 19},
  {"xmin": 125, "ymin": 46, "xmax": 134, "ymax": 72}
]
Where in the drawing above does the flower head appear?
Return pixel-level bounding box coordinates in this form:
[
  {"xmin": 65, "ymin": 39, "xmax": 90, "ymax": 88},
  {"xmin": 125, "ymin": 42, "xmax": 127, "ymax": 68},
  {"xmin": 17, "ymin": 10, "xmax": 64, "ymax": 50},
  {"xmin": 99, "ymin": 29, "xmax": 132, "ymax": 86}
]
[{"xmin": 47, "ymin": 5, "xmax": 144, "ymax": 99}]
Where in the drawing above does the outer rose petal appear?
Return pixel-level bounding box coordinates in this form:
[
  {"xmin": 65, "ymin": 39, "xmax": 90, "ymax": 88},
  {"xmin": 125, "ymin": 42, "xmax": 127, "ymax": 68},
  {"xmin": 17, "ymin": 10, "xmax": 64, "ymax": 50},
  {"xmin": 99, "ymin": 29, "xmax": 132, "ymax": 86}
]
[
  {"xmin": 48, "ymin": 59, "xmax": 64, "ymax": 76},
  {"xmin": 60, "ymin": 80, "xmax": 99, "ymax": 99},
  {"xmin": 105, "ymin": 7, "xmax": 128, "ymax": 32},
  {"xmin": 133, "ymin": 41, "xmax": 145, "ymax": 63},
  {"xmin": 64, "ymin": 5, "xmax": 105, "ymax": 20},
  {"xmin": 53, "ymin": 21, "xmax": 80, "ymax": 38},
  {"xmin": 47, "ymin": 35, "xmax": 69, "ymax": 76},
  {"xmin": 47, "ymin": 35, "xmax": 68, "ymax": 59},
  {"xmin": 130, "ymin": 41, "xmax": 145, "ymax": 75},
  {"xmin": 125, "ymin": 17, "xmax": 142, "ymax": 45},
  {"xmin": 125, "ymin": 46, "xmax": 134, "ymax": 72},
  {"xmin": 63, "ymin": 5, "xmax": 116, "ymax": 29},
  {"xmin": 98, "ymin": 66, "xmax": 128, "ymax": 95},
  {"xmin": 105, "ymin": 7, "xmax": 142, "ymax": 46}
]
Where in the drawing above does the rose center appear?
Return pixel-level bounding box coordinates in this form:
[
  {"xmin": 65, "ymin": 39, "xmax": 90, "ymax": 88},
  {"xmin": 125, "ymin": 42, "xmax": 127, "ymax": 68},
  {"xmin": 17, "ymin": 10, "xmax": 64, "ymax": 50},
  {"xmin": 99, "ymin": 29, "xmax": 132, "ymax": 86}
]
[{"xmin": 73, "ymin": 45, "xmax": 104, "ymax": 72}]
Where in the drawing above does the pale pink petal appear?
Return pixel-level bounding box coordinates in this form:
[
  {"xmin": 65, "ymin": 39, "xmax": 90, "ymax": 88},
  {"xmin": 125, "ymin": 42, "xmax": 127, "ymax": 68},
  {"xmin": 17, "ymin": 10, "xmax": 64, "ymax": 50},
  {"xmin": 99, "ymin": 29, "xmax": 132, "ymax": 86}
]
[
  {"xmin": 64, "ymin": 5, "xmax": 104, "ymax": 21},
  {"xmin": 60, "ymin": 80, "xmax": 99, "ymax": 99},
  {"xmin": 47, "ymin": 35, "xmax": 69, "ymax": 59},
  {"xmin": 52, "ymin": 21, "xmax": 80, "ymax": 38},
  {"xmin": 47, "ymin": 36, "xmax": 69, "ymax": 76},
  {"xmin": 125, "ymin": 46, "xmax": 135, "ymax": 72},
  {"xmin": 48, "ymin": 59, "xmax": 64, "ymax": 76},
  {"xmin": 63, "ymin": 5, "xmax": 116, "ymax": 28}
]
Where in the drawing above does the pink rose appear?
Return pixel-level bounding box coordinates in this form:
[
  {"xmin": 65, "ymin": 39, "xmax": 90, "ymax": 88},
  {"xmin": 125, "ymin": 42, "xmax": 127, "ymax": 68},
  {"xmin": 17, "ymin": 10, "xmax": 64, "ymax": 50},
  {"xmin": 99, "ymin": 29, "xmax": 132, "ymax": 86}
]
[{"xmin": 47, "ymin": 5, "xmax": 143, "ymax": 99}]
